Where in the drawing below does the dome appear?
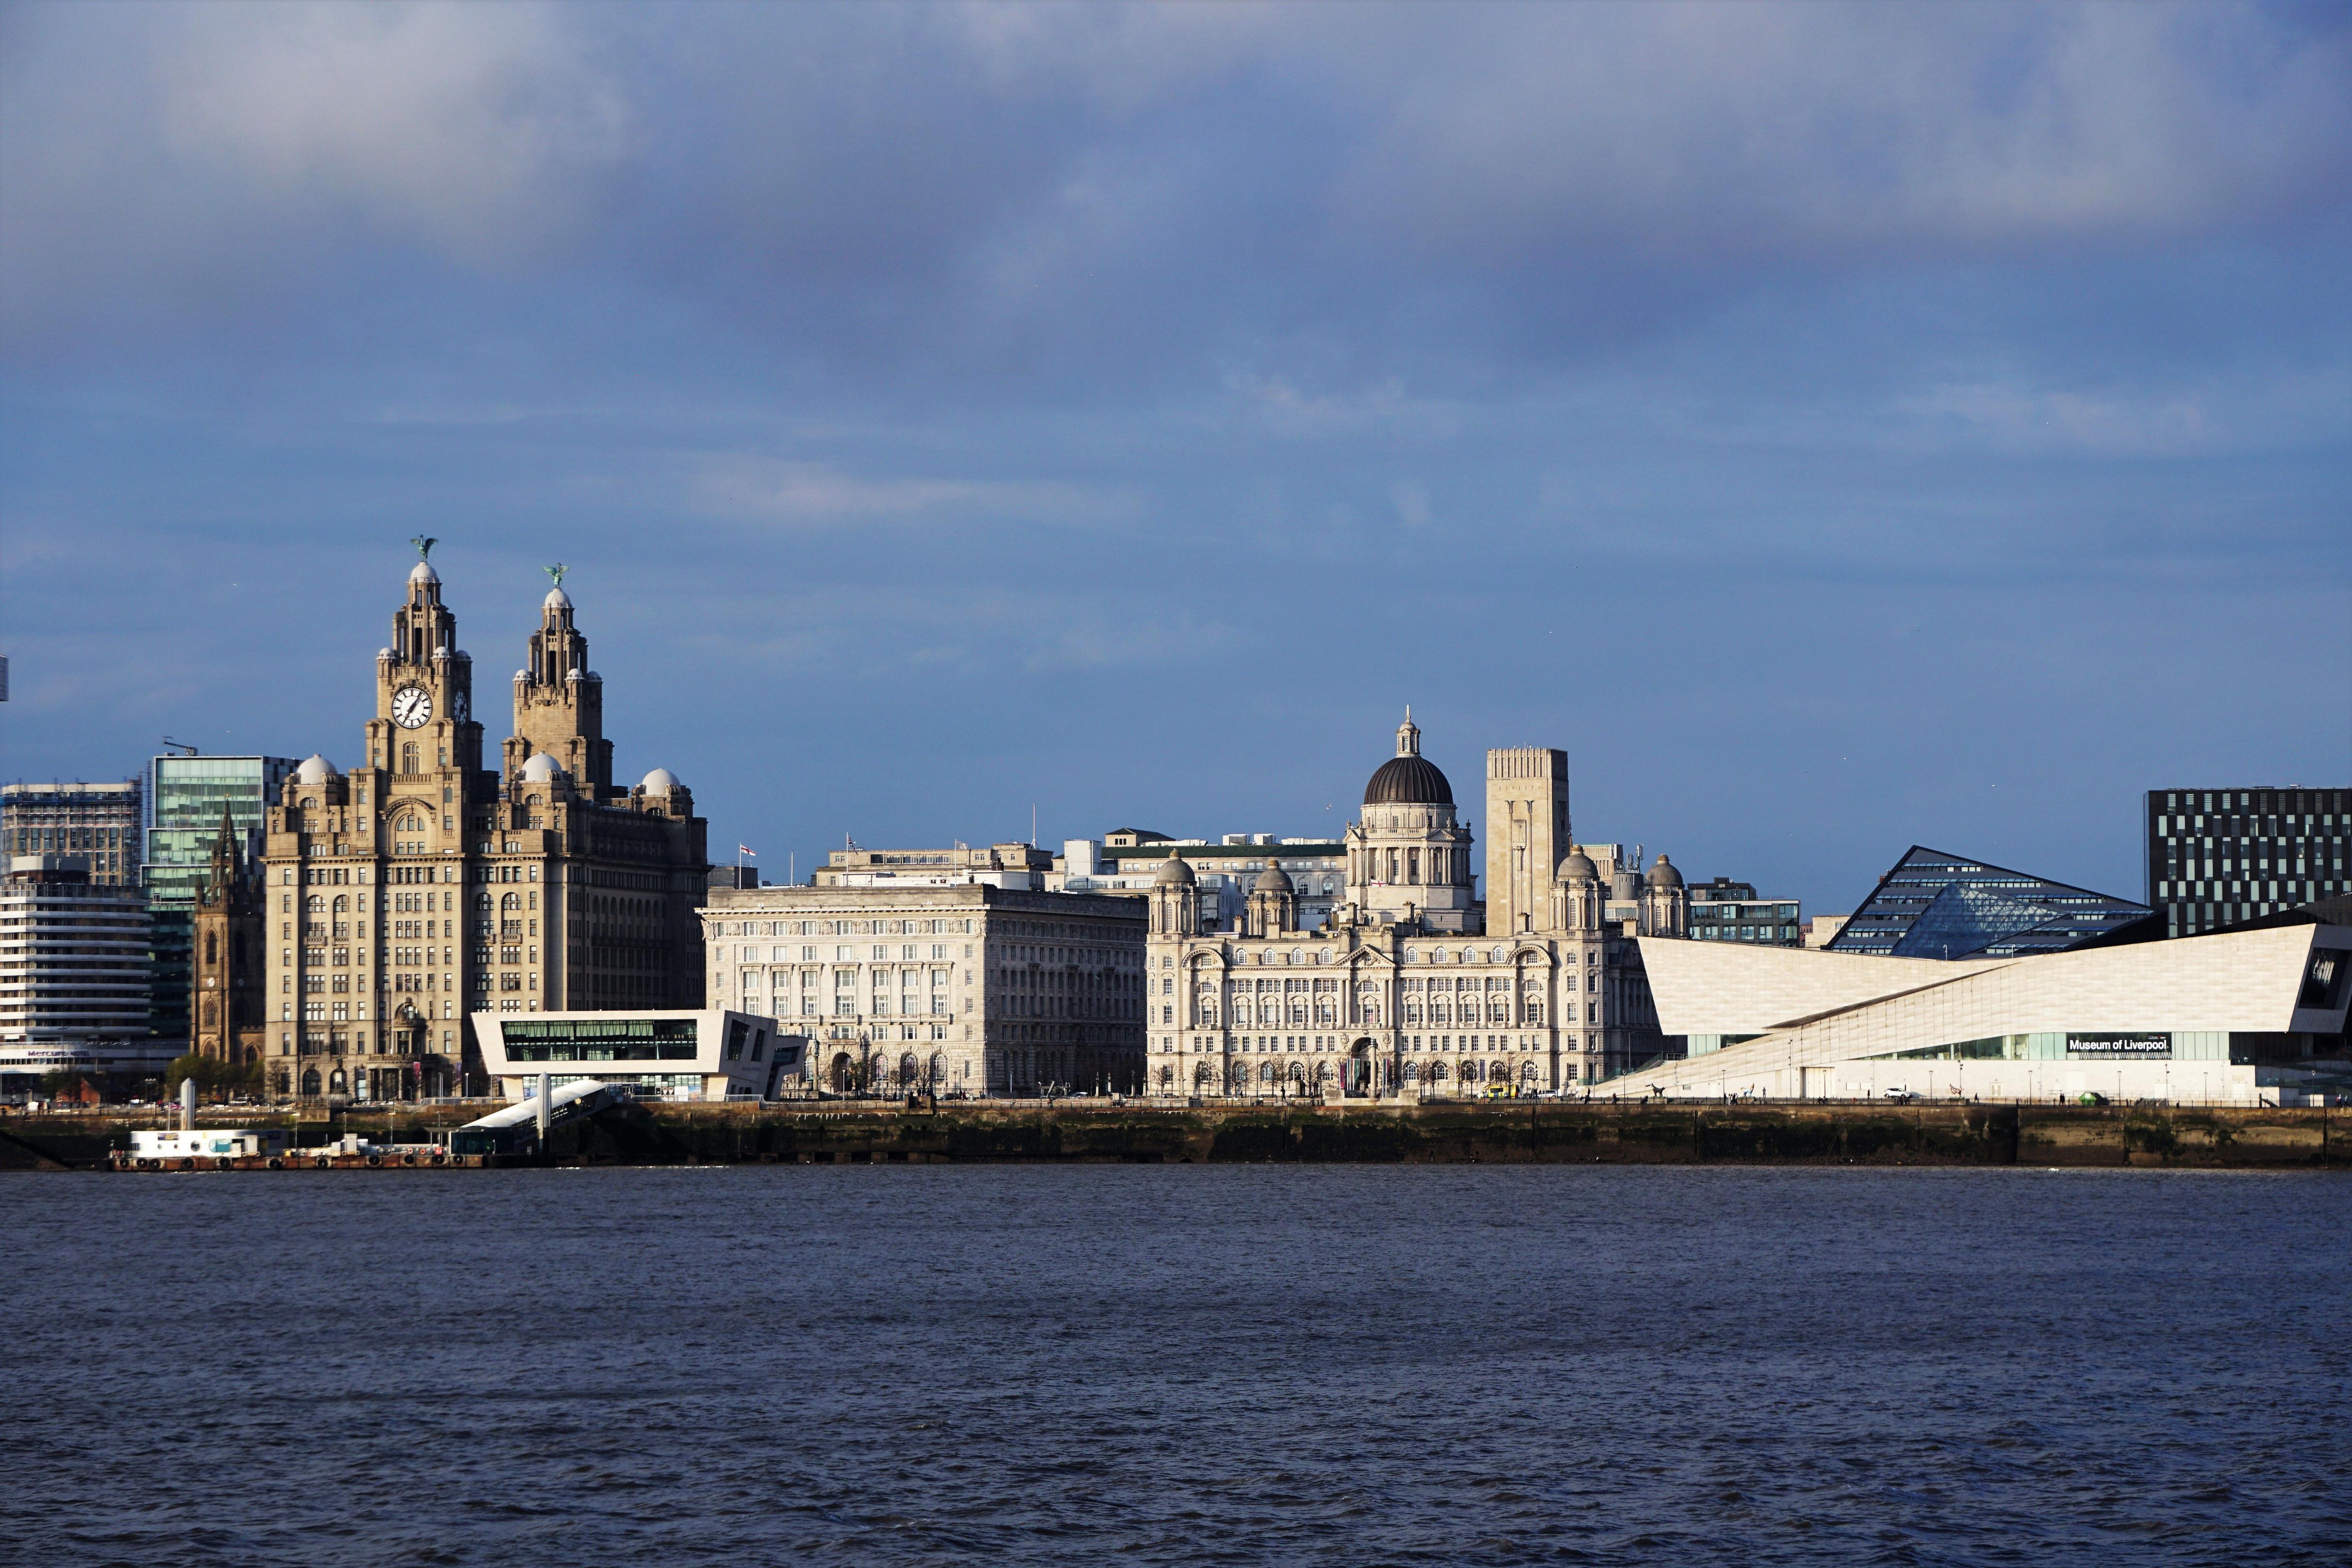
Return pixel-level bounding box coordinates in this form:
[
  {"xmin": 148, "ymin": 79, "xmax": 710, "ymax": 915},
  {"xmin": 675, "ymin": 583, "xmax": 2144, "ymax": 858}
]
[
  {"xmin": 1153, "ymin": 854, "xmax": 1196, "ymax": 886},
  {"xmin": 1362, "ymin": 706, "xmax": 1452, "ymax": 805},
  {"xmin": 378, "ymin": 648, "xmax": 393, "ymax": 660},
  {"xmin": 1252, "ymin": 862, "xmax": 1294, "ymax": 896},
  {"xmin": 1364, "ymin": 754, "xmax": 1453, "ymax": 806},
  {"xmin": 408, "ymin": 560, "xmax": 438, "ymax": 585},
  {"xmin": 1646, "ymin": 853, "xmax": 1683, "ymax": 890},
  {"xmin": 514, "ymin": 670, "xmax": 530, "ymax": 682},
  {"xmin": 1557, "ymin": 849, "xmax": 1598, "ymax": 882},
  {"xmin": 565, "ymin": 669, "xmax": 583, "ymax": 681},
  {"xmin": 294, "ymin": 754, "xmax": 338, "ymax": 783},
  {"xmin": 544, "ymin": 586, "xmax": 572, "ymax": 611},
  {"xmin": 521, "ymin": 753, "xmax": 564, "ymax": 783},
  {"xmin": 639, "ymin": 767, "xmax": 681, "ymax": 795}
]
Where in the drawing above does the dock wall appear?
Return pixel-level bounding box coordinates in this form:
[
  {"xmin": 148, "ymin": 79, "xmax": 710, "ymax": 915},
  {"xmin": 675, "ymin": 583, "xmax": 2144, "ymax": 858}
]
[{"xmin": 2, "ymin": 1101, "xmax": 2338, "ymax": 1170}]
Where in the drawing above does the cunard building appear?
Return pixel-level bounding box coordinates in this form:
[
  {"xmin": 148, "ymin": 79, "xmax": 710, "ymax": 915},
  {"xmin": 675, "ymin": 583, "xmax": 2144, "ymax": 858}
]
[
  {"xmin": 260, "ymin": 544, "xmax": 708, "ymax": 1101},
  {"xmin": 1144, "ymin": 714, "xmax": 1687, "ymax": 1098}
]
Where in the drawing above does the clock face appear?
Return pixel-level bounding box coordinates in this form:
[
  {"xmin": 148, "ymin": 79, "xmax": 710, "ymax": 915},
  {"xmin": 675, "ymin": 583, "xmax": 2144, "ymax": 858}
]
[
  {"xmin": 391, "ymin": 685, "xmax": 433, "ymax": 729},
  {"xmin": 451, "ymin": 690, "xmax": 469, "ymax": 724}
]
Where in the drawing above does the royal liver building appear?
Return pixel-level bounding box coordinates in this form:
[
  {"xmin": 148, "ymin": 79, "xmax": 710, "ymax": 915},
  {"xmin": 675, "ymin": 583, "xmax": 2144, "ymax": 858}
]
[
  {"xmin": 259, "ymin": 545, "xmax": 708, "ymax": 1101},
  {"xmin": 1144, "ymin": 714, "xmax": 1686, "ymax": 1097}
]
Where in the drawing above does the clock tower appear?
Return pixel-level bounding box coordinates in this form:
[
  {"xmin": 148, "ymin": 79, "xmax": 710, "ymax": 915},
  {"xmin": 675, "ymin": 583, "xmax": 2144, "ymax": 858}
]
[
  {"xmin": 371, "ymin": 537, "xmax": 482, "ymax": 779},
  {"xmin": 258, "ymin": 542, "xmax": 710, "ymax": 1105}
]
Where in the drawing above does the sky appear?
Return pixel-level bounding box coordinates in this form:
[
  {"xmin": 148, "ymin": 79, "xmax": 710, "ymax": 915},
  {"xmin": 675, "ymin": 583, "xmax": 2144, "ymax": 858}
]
[{"xmin": 2, "ymin": 0, "xmax": 2346, "ymax": 915}]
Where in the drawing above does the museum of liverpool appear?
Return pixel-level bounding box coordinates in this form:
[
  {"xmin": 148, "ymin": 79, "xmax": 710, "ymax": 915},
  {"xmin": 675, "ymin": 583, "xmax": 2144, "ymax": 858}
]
[{"xmin": 1605, "ymin": 918, "xmax": 2351, "ymax": 1105}]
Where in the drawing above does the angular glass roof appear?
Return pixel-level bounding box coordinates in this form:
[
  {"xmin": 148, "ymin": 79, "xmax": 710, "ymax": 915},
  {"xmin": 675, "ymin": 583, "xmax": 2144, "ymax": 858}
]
[{"xmin": 1828, "ymin": 846, "xmax": 2153, "ymax": 960}]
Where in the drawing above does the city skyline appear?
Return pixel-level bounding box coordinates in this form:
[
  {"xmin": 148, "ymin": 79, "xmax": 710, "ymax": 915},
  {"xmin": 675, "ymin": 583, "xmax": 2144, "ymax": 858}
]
[{"xmin": 5, "ymin": 2, "xmax": 2347, "ymax": 918}]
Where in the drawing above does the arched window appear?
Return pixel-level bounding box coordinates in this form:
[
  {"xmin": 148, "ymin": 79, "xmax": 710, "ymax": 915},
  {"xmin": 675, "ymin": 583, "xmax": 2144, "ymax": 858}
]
[
  {"xmin": 306, "ymin": 895, "xmax": 325, "ymax": 914},
  {"xmin": 204, "ymin": 931, "xmax": 218, "ymax": 965},
  {"xmin": 333, "ymin": 895, "xmax": 348, "ymax": 914},
  {"xmin": 501, "ymin": 892, "xmax": 521, "ymax": 911},
  {"xmin": 401, "ymin": 742, "xmax": 419, "ymax": 773},
  {"xmin": 301, "ymin": 1068, "xmax": 321, "ymax": 1096}
]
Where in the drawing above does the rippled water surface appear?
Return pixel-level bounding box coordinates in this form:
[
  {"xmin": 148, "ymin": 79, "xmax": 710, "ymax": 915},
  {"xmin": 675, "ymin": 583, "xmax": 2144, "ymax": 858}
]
[{"xmin": 5, "ymin": 1165, "xmax": 2347, "ymax": 1567}]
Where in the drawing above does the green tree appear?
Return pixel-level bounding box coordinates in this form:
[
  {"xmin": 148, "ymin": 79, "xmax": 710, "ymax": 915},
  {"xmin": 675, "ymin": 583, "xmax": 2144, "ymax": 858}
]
[{"xmin": 163, "ymin": 1054, "xmax": 262, "ymax": 1101}]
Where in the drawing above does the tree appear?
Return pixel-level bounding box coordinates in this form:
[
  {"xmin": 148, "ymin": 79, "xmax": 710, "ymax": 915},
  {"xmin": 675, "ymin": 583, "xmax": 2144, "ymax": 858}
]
[{"xmin": 164, "ymin": 1053, "xmax": 262, "ymax": 1100}]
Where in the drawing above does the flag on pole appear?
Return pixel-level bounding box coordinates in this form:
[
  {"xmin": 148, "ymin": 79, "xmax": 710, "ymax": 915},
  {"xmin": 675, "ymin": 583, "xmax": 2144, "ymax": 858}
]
[{"xmin": 738, "ymin": 845, "xmax": 758, "ymax": 857}]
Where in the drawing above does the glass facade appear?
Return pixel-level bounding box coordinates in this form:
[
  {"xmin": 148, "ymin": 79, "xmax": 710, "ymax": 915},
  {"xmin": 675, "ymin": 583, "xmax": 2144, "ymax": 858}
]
[
  {"xmin": 142, "ymin": 755, "xmax": 298, "ymax": 1045},
  {"xmin": 1861, "ymin": 1031, "xmax": 2230, "ymax": 1063},
  {"xmin": 1827, "ymin": 846, "xmax": 2153, "ymax": 960},
  {"xmin": 1687, "ymin": 880, "xmax": 1804, "ymax": 946},
  {"xmin": 499, "ymin": 1017, "xmax": 700, "ymax": 1061},
  {"xmin": 2145, "ymin": 788, "xmax": 2349, "ymax": 938}
]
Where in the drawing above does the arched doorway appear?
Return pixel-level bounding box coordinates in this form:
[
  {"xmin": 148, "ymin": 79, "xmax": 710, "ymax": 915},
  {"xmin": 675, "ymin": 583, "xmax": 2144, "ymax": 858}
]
[
  {"xmin": 300, "ymin": 1068, "xmax": 320, "ymax": 1097},
  {"xmin": 1347, "ymin": 1039, "xmax": 1374, "ymax": 1095},
  {"xmin": 830, "ymin": 1052, "xmax": 855, "ymax": 1093}
]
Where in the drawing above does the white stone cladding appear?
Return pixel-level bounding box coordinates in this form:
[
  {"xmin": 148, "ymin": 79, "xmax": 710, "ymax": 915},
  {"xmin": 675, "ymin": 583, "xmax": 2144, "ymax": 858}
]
[
  {"xmin": 1610, "ymin": 923, "xmax": 2352, "ymax": 1103},
  {"xmin": 700, "ymin": 882, "xmax": 1146, "ymax": 1097}
]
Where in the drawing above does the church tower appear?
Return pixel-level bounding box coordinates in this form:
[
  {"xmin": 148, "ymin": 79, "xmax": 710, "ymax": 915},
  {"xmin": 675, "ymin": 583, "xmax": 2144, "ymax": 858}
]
[
  {"xmin": 501, "ymin": 565, "xmax": 612, "ymax": 796},
  {"xmin": 190, "ymin": 808, "xmax": 265, "ymax": 1066}
]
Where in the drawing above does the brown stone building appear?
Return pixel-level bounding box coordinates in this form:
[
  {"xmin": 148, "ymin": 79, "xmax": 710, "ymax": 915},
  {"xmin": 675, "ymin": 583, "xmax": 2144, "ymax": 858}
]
[{"xmin": 260, "ymin": 547, "xmax": 709, "ymax": 1101}]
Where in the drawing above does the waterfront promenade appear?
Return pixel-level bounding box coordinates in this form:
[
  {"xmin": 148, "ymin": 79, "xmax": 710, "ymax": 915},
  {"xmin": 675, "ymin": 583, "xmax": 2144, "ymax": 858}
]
[{"xmin": 2, "ymin": 1098, "xmax": 2339, "ymax": 1170}]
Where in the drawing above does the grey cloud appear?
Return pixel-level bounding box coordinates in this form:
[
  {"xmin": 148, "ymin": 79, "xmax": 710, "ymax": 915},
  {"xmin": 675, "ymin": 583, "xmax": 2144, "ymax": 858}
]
[{"xmin": 5, "ymin": 1, "xmax": 2346, "ymax": 372}]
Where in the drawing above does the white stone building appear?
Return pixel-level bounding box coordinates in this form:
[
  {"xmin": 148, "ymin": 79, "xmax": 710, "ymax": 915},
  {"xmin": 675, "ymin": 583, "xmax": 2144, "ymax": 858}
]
[
  {"xmin": 699, "ymin": 882, "xmax": 1147, "ymax": 1097},
  {"xmin": 1143, "ymin": 716, "xmax": 1690, "ymax": 1098}
]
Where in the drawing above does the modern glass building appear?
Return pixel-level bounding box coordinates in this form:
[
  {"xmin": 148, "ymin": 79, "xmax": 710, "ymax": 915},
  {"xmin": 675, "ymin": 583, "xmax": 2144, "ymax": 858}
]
[
  {"xmin": 1686, "ymin": 878, "xmax": 1804, "ymax": 946},
  {"xmin": 143, "ymin": 754, "xmax": 297, "ymax": 1048},
  {"xmin": 2146, "ymin": 787, "xmax": 2349, "ymax": 938},
  {"xmin": 1826, "ymin": 845, "xmax": 2153, "ymax": 960}
]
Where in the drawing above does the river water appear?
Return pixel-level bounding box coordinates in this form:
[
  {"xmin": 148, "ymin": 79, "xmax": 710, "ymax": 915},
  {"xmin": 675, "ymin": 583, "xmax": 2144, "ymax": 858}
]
[{"xmin": 4, "ymin": 1165, "xmax": 2345, "ymax": 1567}]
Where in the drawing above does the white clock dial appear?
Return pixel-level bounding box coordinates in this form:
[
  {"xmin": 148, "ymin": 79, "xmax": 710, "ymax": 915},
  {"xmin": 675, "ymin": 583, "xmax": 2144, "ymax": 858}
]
[
  {"xmin": 451, "ymin": 690, "xmax": 469, "ymax": 723},
  {"xmin": 391, "ymin": 685, "xmax": 433, "ymax": 729}
]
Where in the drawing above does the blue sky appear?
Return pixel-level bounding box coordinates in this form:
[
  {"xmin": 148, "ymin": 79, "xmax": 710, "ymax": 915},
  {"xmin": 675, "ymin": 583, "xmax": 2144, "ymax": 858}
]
[{"xmin": 3, "ymin": 1, "xmax": 2346, "ymax": 913}]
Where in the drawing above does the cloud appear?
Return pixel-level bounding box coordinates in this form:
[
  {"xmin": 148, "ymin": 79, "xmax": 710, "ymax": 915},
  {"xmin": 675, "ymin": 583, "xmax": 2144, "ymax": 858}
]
[
  {"xmin": 6, "ymin": 1, "xmax": 2345, "ymax": 368},
  {"xmin": 691, "ymin": 456, "xmax": 1133, "ymax": 528}
]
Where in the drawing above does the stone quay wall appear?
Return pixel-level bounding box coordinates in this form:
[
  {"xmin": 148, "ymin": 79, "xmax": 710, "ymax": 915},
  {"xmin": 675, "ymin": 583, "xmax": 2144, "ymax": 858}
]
[{"xmin": 1, "ymin": 1101, "xmax": 2338, "ymax": 1170}]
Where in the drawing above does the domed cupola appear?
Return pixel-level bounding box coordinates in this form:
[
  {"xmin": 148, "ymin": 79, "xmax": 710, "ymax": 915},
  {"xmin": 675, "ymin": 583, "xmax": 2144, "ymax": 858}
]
[
  {"xmin": 1557, "ymin": 849, "xmax": 1599, "ymax": 883},
  {"xmin": 1362, "ymin": 707, "xmax": 1453, "ymax": 806},
  {"xmin": 1150, "ymin": 852, "xmax": 1200, "ymax": 937},
  {"xmin": 1244, "ymin": 857, "xmax": 1298, "ymax": 938},
  {"xmin": 1639, "ymin": 853, "xmax": 1691, "ymax": 939}
]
